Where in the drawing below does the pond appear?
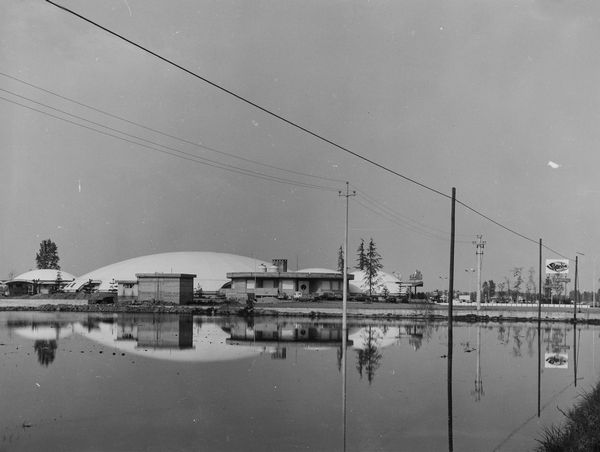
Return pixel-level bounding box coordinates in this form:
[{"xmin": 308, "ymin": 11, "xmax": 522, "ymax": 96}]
[{"xmin": 0, "ymin": 311, "xmax": 596, "ymax": 451}]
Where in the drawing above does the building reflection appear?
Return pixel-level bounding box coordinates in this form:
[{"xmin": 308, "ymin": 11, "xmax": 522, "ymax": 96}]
[
  {"xmin": 115, "ymin": 314, "xmax": 194, "ymax": 350},
  {"xmin": 225, "ymin": 320, "xmax": 352, "ymax": 360}
]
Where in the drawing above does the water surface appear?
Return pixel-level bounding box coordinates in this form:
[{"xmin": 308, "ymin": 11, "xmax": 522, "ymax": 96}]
[{"xmin": 0, "ymin": 312, "xmax": 596, "ymax": 451}]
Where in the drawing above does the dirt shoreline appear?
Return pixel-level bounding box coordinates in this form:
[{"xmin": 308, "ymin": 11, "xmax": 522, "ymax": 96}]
[{"xmin": 1, "ymin": 299, "xmax": 599, "ymax": 323}]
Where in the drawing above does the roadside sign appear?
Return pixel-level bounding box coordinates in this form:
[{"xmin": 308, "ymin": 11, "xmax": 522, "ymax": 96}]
[{"xmin": 546, "ymin": 259, "xmax": 569, "ymax": 275}]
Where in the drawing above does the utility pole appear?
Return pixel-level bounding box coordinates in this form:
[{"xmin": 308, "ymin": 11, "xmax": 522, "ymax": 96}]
[
  {"xmin": 473, "ymin": 235, "xmax": 486, "ymax": 312},
  {"xmin": 339, "ymin": 182, "xmax": 355, "ymax": 452},
  {"xmin": 339, "ymin": 182, "xmax": 356, "ymax": 331}
]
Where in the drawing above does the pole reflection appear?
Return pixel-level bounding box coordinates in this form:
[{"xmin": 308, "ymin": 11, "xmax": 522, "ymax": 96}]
[
  {"xmin": 471, "ymin": 325, "xmax": 484, "ymax": 402},
  {"xmin": 447, "ymin": 319, "xmax": 453, "ymax": 452},
  {"xmin": 537, "ymin": 319, "xmax": 541, "ymax": 418},
  {"xmin": 342, "ymin": 317, "xmax": 347, "ymax": 452}
]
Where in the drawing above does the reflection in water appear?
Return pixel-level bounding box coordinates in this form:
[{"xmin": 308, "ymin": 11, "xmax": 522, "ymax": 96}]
[
  {"xmin": 33, "ymin": 340, "xmax": 57, "ymax": 366},
  {"xmin": 471, "ymin": 325, "xmax": 484, "ymax": 402},
  {"xmin": 355, "ymin": 326, "xmax": 383, "ymax": 384},
  {"xmin": 447, "ymin": 319, "xmax": 453, "ymax": 452},
  {"xmin": 0, "ymin": 312, "xmax": 596, "ymax": 451},
  {"xmin": 227, "ymin": 320, "xmax": 350, "ymax": 361}
]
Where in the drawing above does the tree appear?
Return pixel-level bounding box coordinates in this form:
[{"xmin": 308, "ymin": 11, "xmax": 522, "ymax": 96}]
[
  {"xmin": 497, "ymin": 281, "xmax": 506, "ymax": 300},
  {"xmin": 337, "ymin": 245, "xmax": 344, "ymax": 273},
  {"xmin": 364, "ymin": 238, "xmax": 383, "ymax": 297},
  {"xmin": 512, "ymin": 267, "xmax": 523, "ymax": 302},
  {"xmin": 36, "ymin": 239, "xmax": 60, "ymax": 270},
  {"xmin": 482, "ymin": 281, "xmax": 489, "ymax": 301},
  {"xmin": 485, "ymin": 280, "xmax": 496, "ymax": 299},
  {"xmin": 526, "ymin": 267, "xmax": 536, "ymax": 301},
  {"xmin": 355, "ymin": 239, "xmax": 366, "ymax": 271}
]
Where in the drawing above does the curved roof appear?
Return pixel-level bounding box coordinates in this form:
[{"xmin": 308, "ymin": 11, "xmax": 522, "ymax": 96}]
[
  {"xmin": 67, "ymin": 252, "xmax": 269, "ymax": 292},
  {"xmin": 349, "ymin": 270, "xmax": 401, "ymax": 295},
  {"xmin": 11, "ymin": 269, "xmax": 75, "ymax": 283}
]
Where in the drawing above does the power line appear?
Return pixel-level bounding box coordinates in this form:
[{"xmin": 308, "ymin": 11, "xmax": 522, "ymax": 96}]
[
  {"xmin": 0, "ymin": 94, "xmax": 338, "ymax": 192},
  {"xmin": 45, "ymin": 0, "xmax": 449, "ymax": 199},
  {"xmin": 43, "ymin": 1, "xmax": 574, "ymax": 259},
  {"xmin": 456, "ymin": 199, "xmax": 572, "ymax": 260},
  {"xmin": 352, "ymin": 184, "xmax": 472, "ymax": 240},
  {"xmin": 0, "ymin": 71, "xmax": 344, "ymax": 185}
]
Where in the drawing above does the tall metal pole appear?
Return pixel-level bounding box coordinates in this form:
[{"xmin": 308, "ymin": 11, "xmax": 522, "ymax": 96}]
[
  {"xmin": 473, "ymin": 235, "xmax": 485, "ymax": 312},
  {"xmin": 447, "ymin": 187, "xmax": 456, "ymax": 452},
  {"xmin": 574, "ymin": 255, "xmax": 578, "ymax": 322},
  {"xmin": 449, "ymin": 187, "xmax": 456, "ymax": 322}
]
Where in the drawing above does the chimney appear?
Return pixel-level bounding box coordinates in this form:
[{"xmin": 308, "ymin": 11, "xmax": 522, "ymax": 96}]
[{"xmin": 272, "ymin": 259, "xmax": 288, "ymax": 272}]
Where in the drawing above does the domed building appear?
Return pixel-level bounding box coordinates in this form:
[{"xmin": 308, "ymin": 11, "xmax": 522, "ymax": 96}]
[
  {"xmin": 349, "ymin": 270, "xmax": 401, "ymax": 296},
  {"xmin": 7, "ymin": 269, "xmax": 76, "ymax": 296},
  {"xmin": 64, "ymin": 252, "xmax": 270, "ymax": 296}
]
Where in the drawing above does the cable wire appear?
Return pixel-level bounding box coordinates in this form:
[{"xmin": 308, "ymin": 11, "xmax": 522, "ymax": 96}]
[
  {"xmin": 45, "ymin": 0, "xmax": 449, "ymax": 199},
  {"xmin": 0, "ymin": 71, "xmax": 344, "ymax": 185},
  {"xmin": 43, "ymin": 1, "xmax": 575, "ymax": 259},
  {"xmin": 0, "ymin": 94, "xmax": 339, "ymax": 192}
]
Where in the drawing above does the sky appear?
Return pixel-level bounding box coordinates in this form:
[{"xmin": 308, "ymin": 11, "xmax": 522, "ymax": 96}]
[{"xmin": 2, "ymin": 0, "xmax": 600, "ymax": 293}]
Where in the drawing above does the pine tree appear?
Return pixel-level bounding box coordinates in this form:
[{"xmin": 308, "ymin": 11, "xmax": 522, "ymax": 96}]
[
  {"xmin": 337, "ymin": 245, "xmax": 344, "ymax": 273},
  {"xmin": 36, "ymin": 239, "xmax": 60, "ymax": 270},
  {"xmin": 364, "ymin": 238, "xmax": 383, "ymax": 297},
  {"xmin": 355, "ymin": 239, "xmax": 366, "ymax": 270}
]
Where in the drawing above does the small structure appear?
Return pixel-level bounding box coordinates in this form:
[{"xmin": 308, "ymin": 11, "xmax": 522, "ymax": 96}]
[
  {"xmin": 136, "ymin": 273, "xmax": 196, "ymax": 304},
  {"xmin": 116, "ymin": 279, "xmax": 138, "ymax": 297},
  {"xmin": 7, "ymin": 269, "xmax": 75, "ymax": 296},
  {"xmin": 226, "ymin": 261, "xmax": 351, "ymax": 300}
]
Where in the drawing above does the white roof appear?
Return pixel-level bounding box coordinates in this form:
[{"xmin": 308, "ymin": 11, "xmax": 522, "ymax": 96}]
[
  {"xmin": 67, "ymin": 252, "xmax": 270, "ymax": 292},
  {"xmin": 11, "ymin": 269, "xmax": 75, "ymax": 283},
  {"xmin": 297, "ymin": 268, "xmax": 341, "ymax": 274}
]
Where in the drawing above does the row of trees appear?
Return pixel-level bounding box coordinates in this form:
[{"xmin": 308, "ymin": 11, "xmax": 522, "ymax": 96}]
[
  {"xmin": 337, "ymin": 238, "xmax": 383, "ymax": 296},
  {"xmin": 477, "ymin": 267, "xmax": 592, "ymax": 303}
]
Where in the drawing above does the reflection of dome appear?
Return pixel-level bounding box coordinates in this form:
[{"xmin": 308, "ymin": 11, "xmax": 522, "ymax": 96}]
[
  {"xmin": 11, "ymin": 269, "xmax": 75, "ymax": 283},
  {"xmin": 349, "ymin": 327, "xmax": 399, "ymax": 350},
  {"xmin": 66, "ymin": 252, "xmax": 269, "ymax": 292},
  {"xmin": 14, "ymin": 326, "xmax": 73, "ymax": 340},
  {"xmin": 73, "ymin": 322, "xmax": 263, "ymax": 362},
  {"xmin": 349, "ymin": 270, "xmax": 401, "ymax": 295}
]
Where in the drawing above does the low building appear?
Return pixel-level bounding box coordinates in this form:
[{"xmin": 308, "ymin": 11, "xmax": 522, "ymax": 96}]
[
  {"xmin": 7, "ymin": 269, "xmax": 75, "ymax": 296},
  {"xmin": 226, "ymin": 261, "xmax": 352, "ymax": 300},
  {"xmin": 136, "ymin": 273, "xmax": 196, "ymax": 304},
  {"xmin": 116, "ymin": 279, "xmax": 138, "ymax": 297}
]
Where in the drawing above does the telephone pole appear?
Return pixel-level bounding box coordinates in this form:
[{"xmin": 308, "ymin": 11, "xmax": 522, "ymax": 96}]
[
  {"xmin": 339, "ymin": 182, "xmax": 356, "ymax": 330},
  {"xmin": 473, "ymin": 235, "xmax": 486, "ymax": 311},
  {"xmin": 339, "ymin": 181, "xmax": 355, "ymax": 452}
]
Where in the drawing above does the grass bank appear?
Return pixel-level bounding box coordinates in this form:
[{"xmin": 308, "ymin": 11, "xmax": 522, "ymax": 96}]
[{"xmin": 537, "ymin": 382, "xmax": 600, "ymax": 451}]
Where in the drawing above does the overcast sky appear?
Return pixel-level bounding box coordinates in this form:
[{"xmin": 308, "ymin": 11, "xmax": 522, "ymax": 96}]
[{"xmin": 2, "ymin": 0, "xmax": 600, "ymax": 292}]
